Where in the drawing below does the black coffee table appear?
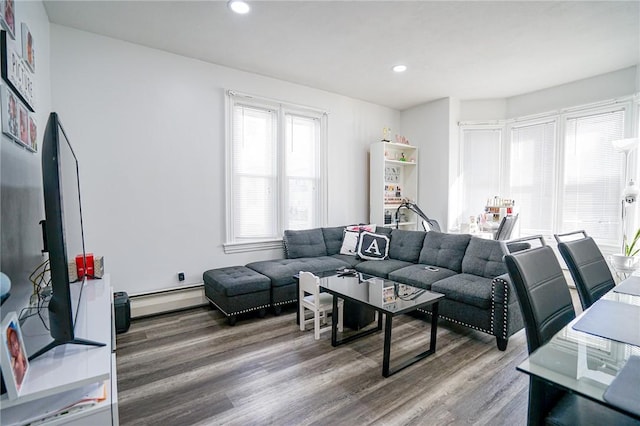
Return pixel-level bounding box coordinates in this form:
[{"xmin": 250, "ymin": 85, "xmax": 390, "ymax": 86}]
[{"xmin": 320, "ymin": 272, "xmax": 444, "ymax": 377}]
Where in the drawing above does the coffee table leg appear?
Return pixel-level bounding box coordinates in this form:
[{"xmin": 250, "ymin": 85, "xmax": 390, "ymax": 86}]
[
  {"xmin": 382, "ymin": 313, "xmax": 393, "ymax": 377},
  {"xmin": 382, "ymin": 302, "xmax": 440, "ymax": 377},
  {"xmin": 331, "ymin": 294, "xmax": 338, "ymax": 347},
  {"xmin": 430, "ymin": 302, "xmax": 439, "ymax": 352}
]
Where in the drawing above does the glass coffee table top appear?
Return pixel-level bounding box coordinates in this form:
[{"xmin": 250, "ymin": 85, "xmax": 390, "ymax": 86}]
[{"xmin": 319, "ymin": 272, "xmax": 444, "ymax": 315}]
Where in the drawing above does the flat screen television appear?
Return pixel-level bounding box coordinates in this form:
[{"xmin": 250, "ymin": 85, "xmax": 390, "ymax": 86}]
[{"xmin": 32, "ymin": 112, "xmax": 104, "ymax": 361}]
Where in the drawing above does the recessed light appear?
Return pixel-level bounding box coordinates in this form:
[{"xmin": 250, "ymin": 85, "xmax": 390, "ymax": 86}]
[
  {"xmin": 392, "ymin": 65, "xmax": 407, "ymax": 73},
  {"xmin": 228, "ymin": 0, "xmax": 250, "ymax": 14}
]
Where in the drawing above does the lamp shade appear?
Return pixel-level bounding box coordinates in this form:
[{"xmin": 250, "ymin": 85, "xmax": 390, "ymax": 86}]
[{"xmin": 612, "ymin": 138, "xmax": 640, "ymax": 153}]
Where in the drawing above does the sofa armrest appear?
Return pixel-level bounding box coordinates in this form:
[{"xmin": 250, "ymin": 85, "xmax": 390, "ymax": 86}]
[
  {"xmin": 492, "ymin": 273, "xmax": 515, "ymax": 305},
  {"xmin": 491, "ymin": 273, "xmax": 524, "ymax": 342}
]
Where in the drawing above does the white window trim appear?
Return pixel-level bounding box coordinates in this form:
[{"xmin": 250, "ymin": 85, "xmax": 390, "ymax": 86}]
[{"xmin": 223, "ymin": 90, "xmax": 328, "ymax": 254}]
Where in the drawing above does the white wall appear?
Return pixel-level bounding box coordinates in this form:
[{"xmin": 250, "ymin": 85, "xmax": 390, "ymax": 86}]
[
  {"xmin": 1, "ymin": 1, "xmax": 51, "ymax": 314},
  {"xmin": 400, "ymin": 98, "xmax": 454, "ymax": 231},
  {"xmin": 49, "ymin": 25, "xmax": 399, "ymax": 295}
]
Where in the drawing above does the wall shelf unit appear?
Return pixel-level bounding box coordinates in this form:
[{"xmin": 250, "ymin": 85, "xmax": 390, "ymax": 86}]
[
  {"xmin": 0, "ymin": 275, "xmax": 119, "ymax": 425},
  {"xmin": 370, "ymin": 141, "xmax": 418, "ymax": 230}
]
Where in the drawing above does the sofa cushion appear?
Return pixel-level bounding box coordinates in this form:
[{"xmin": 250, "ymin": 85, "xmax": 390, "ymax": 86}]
[
  {"xmin": 419, "ymin": 231, "xmax": 471, "ymax": 272},
  {"xmin": 246, "ymin": 256, "xmax": 349, "ymax": 287},
  {"xmin": 330, "ymin": 253, "xmax": 362, "ymax": 268},
  {"xmin": 431, "ymin": 273, "xmax": 493, "ymax": 310},
  {"xmin": 462, "ymin": 237, "xmax": 507, "ymax": 278},
  {"xmin": 203, "ymin": 266, "xmax": 271, "ymax": 297},
  {"xmin": 375, "ymin": 226, "xmax": 393, "ymax": 236},
  {"xmin": 322, "ymin": 226, "xmax": 346, "ymax": 255},
  {"xmin": 283, "ymin": 228, "xmax": 327, "ymax": 259},
  {"xmin": 355, "ymin": 259, "xmax": 412, "ymax": 278},
  {"xmin": 339, "ymin": 229, "xmax": 360, "ymax": 256},
  {"xmin": 389, "ymin": 229, "xmax": 427, "ymax": 263},
  {"xmin": 388, "ymin": 264, "xmax": 457, "ymax": 290},
  {"xmin": 357, "ymin": 231, "xmax": 390, "ymax": 260}
]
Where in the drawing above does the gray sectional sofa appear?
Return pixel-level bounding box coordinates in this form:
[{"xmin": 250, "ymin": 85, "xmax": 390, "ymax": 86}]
[{"xmin": 240, "ymin": 225, "xmax": 524, "ymax": 351}]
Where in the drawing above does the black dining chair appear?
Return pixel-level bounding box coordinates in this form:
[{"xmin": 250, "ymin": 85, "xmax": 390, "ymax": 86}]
[
  {"xmin": 554, "ymin": 230, "xmax": 615, "ymax": 311},
  {"xmin": 494, "ymin": 213, "xmax": 519, "ymax": 240},
  {"xmin": 504, "ymin": 235, "xmax": 640, "ymax": 426}
]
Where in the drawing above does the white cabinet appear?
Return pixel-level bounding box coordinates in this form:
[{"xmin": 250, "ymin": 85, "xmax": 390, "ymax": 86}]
[
  {"xmin": 370, "ymin": 142, "xmax": 419, "ymax": 230},
  {"xmin": 0, "ymin": 275, "xmax": 119, "ymax": 425}
]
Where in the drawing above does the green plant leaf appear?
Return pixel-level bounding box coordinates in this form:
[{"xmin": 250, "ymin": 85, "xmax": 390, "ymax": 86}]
[{"xmin": 625, "ymin": 228, "xmax": 640, "ymax": 256}]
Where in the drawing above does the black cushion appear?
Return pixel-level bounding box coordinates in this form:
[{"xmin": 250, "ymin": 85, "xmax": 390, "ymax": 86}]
[
  {"xmin": 389, "ymin": 229, "xmax": 426, "ymax": 263},
  {"xmin": 431, "ymin": 274, "xmax": 493, "ymax": 309},
  {"xmin": 322, "ymin": 226, "xmax": 346, "ymax": 256},
  {"xmin": 246, "ymin": 256, "xmax": 349, "ymax": 287}
]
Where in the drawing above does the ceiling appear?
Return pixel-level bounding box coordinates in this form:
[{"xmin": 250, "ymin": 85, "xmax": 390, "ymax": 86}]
[{"xmin": 44, "ymin": 0, "xmax": 640, "ymax": 110}]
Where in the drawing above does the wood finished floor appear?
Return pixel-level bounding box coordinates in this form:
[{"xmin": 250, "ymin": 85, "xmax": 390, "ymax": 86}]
[{"xmin": 116, "ymin": 304, "xmax": 534, "ymax": 426}]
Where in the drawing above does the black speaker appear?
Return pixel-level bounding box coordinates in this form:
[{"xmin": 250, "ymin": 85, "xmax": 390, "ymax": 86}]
[{"xmin": 113, "ymin": 291, "xmax": 131, "ymax": 334}]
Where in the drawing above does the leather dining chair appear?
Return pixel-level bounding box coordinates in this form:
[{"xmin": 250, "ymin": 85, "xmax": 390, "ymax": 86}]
[
  {"xmin": 494, "ymin": 213, "xmax": 519, "ymax": 240},
  {"xmin": 299, "ymin": 271, "xmax": 343, "ymax": 340},
  {"xmin": 554, "ymin": 230, "xmax": 615, "ymax": 311},
  {"xmin": 504, "ymin": 235, "xmax": 639, "ymax": 426}
]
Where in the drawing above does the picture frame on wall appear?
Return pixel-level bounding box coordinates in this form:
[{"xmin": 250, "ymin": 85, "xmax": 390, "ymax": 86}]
[
  {"xmin": 18, "ymin": 101, "xmax": 28, "ymax": 145},
  {"xmin": 0, "ymin": 311, "xmax": 30, "ymax": 400},
  {"xmin": 1, "ymin": 30, "xmax": 35, "ymax": 112},
  {"xmin": 28, "ymin": 113, "xmax": 36, "ymax": 151},
  {"xmin": 0, "ymin": 0, "xmax": 15, "ymax": 40},
  {"xmin": 1, "ymin": 84, "xmax": 19, "ymax": 140},
  {"xmin": 21, "ymin": 22, "xmax": 34, "ymax": 73}
]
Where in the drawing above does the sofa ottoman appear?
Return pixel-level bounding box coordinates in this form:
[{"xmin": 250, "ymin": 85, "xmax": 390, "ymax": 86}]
[{"xmin": 203, "ymin": 266, "xmax": 271, "ymax": 326}]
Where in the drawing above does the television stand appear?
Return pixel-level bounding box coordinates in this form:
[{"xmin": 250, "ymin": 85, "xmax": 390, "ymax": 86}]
[
  {"xmin": 29, "ymin": 336, "xmax": 106, "ymax": 362},
  {"xmin": 0, "ymin": 274, "xmax": 119, "ymax": 425}
]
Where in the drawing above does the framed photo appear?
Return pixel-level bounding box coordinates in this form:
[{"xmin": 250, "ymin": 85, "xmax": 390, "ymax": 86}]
[
  {"xmin": 28, "ymin": 113, "xmax": 36, "ymax": 151},
  {"xmin": 0, "ymin": 0, "xmax": 15, "ymax": 40},
  {"xmin": 1, "ymin": 30, "xmax": 35, "ymax": 112},
  {"xmin": 18, "ymin": 101, "xmax": 28, "ymax": 145},
  {"xmin": 21, "ymin": 22, "xmax": 34, "ymax": 73},
  {"xmin": 1, "ymin": 84, "xmax": 19, "ymax": 140},
  {"xmin": 0, "ymin": 312, "xmax": 29, "ymax": 400}
]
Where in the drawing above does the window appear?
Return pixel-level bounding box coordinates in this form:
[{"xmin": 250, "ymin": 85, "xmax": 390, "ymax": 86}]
[
  {"xmin": 509, "ymin": 121, "xmax": 557, "ymax": 236},
  {"xmin": 561, "ymin": 109, "xmax": 625, "ymax": 245},
  {"xmin": 459, "ymin": 127, "xmax": 502, "ymax": 223},
  {"xmin": 457, "ymin": 100, "xmax": 633, "ymax": 252},
  {"xmin": 225, "ymin": 92, "xmax": 326, "ymax": 251}
]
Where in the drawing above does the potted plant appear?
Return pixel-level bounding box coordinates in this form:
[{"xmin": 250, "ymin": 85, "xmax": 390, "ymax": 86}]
[{"xmin": 611, "ymin": 228, "xmax": 640, "ymax": 271}]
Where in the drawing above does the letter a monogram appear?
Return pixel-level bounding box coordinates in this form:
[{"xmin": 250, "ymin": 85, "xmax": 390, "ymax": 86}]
[{"xmin": 365, "ymin": 239, "xmax": 381, "ymax": 255}]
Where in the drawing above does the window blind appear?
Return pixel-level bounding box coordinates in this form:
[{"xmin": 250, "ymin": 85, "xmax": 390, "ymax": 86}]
[
  {"xmin": 285, "ymin": 113, "xmax": 320, "ymax": 230},
  {"xmin": 561, "ymin": 110, "xmax": 625, "ymax": 245},
  {"xmin": 510, "ymin": 121, "xmax": 557, "ymax": 235},
  {"xmin": 460, "ymin": 128, "xmax": 502, "ymax": 221},
  {"xmin": 231, "ymin": 104, "xmax": 278, "ymax": 240}
]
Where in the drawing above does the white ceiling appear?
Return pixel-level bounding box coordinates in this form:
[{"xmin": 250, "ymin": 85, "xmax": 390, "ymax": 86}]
[{"xmin": 44, "ymin": 0, "xmax": 640, "ymax": 110}]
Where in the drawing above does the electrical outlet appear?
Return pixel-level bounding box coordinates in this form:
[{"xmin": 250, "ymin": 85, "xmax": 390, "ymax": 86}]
[{"xmin": 178, "ymin": 272, "xmax": 185, "ymax": 282}]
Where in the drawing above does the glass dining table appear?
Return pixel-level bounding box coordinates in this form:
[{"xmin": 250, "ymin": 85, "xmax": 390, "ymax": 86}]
[{"xmin": 517, "ymin": 279, "xmax": 640, "ymax": 420}]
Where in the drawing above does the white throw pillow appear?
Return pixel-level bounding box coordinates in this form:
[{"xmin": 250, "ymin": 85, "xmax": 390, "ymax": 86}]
[{"xmin": 339, "ymin": 230, "xmax": 360, "ymax": 256}]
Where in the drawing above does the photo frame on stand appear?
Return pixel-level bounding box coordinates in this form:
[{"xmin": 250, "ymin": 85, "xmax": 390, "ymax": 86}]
[{"xmin": 0, "ymin": 311, "xmax": 30, "ymax": 400}]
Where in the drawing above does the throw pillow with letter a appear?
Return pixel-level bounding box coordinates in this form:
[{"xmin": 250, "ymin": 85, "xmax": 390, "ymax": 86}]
[{"xmin": 357, "ymin": 231, "xmax": 390, "ymax": 261}]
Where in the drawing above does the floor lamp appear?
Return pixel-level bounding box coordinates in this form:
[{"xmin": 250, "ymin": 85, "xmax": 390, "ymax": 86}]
[{"xmin": 612, "ymin": 138, "xmax": 640, "ymax": 254}]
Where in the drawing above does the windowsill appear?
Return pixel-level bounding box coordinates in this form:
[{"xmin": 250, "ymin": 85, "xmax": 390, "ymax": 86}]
[{"xmin": 223, "ymin": 239, "xmax": 284, "ymax": 254}]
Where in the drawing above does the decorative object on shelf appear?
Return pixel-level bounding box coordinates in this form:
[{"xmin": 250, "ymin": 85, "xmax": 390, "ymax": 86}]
[
  {"xmin": 0, "ymin": 311, "xmax": 30, "ymax": 400},
  {"xmin": 0, "ymin": 0, "xmax": 15, "ymax": 40},
  {"xmin": 1, "ymin": 30, "xmax": 34, "ymax": 112},
  {"xmin": 612, "ymin": 138, "xmax": 640, "ymax": 254},
  {"xmin": 395, "ymin": 134, "xmax": 410, "ymax": 145},
  {"xmin": 382, "ymin": 127, "xmax": 391, "ymax": 142}
]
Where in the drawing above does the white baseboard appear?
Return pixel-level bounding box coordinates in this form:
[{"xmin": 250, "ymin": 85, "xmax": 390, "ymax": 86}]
[{"xmin": 130, "ymin": 284, "xmax": 207, "ymax": 318}]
